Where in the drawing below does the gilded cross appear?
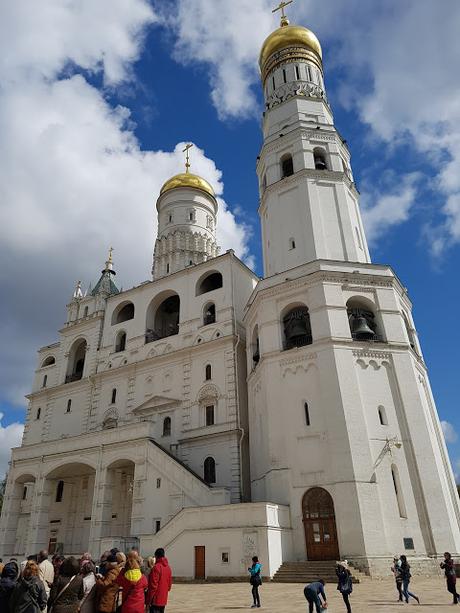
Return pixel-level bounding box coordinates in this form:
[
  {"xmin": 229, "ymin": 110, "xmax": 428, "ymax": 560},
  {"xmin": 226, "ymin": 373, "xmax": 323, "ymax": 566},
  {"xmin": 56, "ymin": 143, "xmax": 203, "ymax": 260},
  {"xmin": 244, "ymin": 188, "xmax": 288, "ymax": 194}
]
[
  {"xmin": 272, "ymin": 0, "xmax": 293, "ymax": 25},
  {"xmin": 183, "ymin": 143, "xmax": 193, "ymax": 173}
]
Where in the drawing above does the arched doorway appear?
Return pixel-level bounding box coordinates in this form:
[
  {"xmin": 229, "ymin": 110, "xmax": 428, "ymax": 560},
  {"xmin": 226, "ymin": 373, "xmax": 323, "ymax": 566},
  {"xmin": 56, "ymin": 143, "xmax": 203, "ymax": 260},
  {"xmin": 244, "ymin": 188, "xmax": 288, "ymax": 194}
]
[{"xmin": 302, "ymin": 487, "xmax": 339, "ymax": 560}]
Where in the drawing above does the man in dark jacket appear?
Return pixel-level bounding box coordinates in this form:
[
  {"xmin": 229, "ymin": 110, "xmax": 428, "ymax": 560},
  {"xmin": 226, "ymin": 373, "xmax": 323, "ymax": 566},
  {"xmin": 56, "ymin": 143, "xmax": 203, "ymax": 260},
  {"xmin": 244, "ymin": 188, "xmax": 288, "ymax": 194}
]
[
  {"xmin": 0, "ymin": 562, "xmax": 19, "ymax": 610},
  {"xmin": 304, "ymin": 579, "xmax": 327, "ymax": 613},
  {"xmin": 146, "ymin": 548, "xmax": 172, "ymax": 613}
]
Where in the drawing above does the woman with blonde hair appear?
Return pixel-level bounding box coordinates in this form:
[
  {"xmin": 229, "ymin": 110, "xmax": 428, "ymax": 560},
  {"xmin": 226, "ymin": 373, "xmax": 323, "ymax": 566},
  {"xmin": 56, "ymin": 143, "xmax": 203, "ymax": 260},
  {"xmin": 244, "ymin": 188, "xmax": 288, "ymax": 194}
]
[
  {"xmin": 116, "ymin": 554, "xmax": 147, "ymax": 613},
  {"xmin": 9, "ymin": 560, "xmax": 47, "ymax": 613}
]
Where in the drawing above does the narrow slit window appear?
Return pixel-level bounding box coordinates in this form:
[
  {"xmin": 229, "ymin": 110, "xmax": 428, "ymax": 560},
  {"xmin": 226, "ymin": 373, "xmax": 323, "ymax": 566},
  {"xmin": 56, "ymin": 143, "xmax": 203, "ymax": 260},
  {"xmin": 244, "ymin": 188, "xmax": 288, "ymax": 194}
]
[
  {"xmin": 56, "ymin": 480, "xmax": 64, "ymax": 503},
  {"xmin": 42, "ymin": 375, "xmax": 47, "ymax": 388},
  {"xmin": 283, "ymin": 68, "xmax": 287, "ymax": 83},
  {"xmin": 272, "ymin": 76, "xmax": 275, "ymax": 90},
  {"xmin": 155, "ymin": 520, "xmax": 161, "ymax": 533},
  {"xmin": 289, "ymin": 238, "xmax": 296, "ymax": 250},
  {"xmin": 111, "ymin": 388, "xmax": 117, "ymax": 404},
  {"xmin": 205, "ymin": 364, "xmax": 212, "ymax": 380},
  {"xmin": 391, "ymin": 465, "xmax": 407, "ymax": 518},
  {"xmin": 307, "ymin": 65, "xmax": 312, "ymax": 81},
  {"xmin": 36, "ymin": 407, "xmax": 41, "ymax": 420},
  {"xmin": 295, "ymin": 65, "xmax": 300, "ymax": 80},
  {"xmin": 66, "ymin": 399, "xmax": 72, "ymax": 413},
  {"xmin": 378, "ymin": 406, "xmax": 388, "ymax": 426},
  {"xmin": 304, "ymin": 402, "xmax": 310, "ymax": 426},
  {"xmin": 22, "ymin": 486, "xmax": 27, "ymax": 500}
]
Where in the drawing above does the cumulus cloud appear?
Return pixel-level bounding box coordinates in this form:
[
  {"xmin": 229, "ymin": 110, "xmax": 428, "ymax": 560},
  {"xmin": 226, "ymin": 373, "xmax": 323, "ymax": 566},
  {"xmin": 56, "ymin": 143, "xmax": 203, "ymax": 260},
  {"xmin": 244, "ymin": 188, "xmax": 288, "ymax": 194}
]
[
  {"xmin": 442, "ymin": 421, "xmax": 458, "ymax": 445},
  {"xmin": 0, "ymin": 1, "xmax": 252, "ymax": 408},
  {"xmin": 0, "ymin": 414, "xmax": 24, "ymax": 478}
]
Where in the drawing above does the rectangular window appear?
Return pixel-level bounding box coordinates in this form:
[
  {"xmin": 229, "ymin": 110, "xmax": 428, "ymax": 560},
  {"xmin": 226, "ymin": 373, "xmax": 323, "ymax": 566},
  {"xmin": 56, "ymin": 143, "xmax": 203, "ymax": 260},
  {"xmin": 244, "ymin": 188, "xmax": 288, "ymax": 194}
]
[
  {"xmin": 156, "ymin": 478, "xmax": 161, "ymax": 489},
  {"xmin": 206, "ymin": 405, "xmax": 215, "ymax": 426},
  {"xmin": 221, "ymin": 552, "xmax": 229, "ymax": 564},
  {"xmin": 155, "ymin": 520, "xmax": 161, "ymax": 533},
  {"xmin": 295, "ymin": 65, "xmax": 300, "ymax": 80}
]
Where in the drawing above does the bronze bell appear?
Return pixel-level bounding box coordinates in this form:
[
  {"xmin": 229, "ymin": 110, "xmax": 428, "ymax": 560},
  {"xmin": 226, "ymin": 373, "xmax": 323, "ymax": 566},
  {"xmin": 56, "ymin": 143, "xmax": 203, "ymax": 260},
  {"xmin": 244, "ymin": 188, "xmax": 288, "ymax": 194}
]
[
  {"xmin": 352, "ymin": 315, "xmax": 375, "ymax": 340},
  {"xmin": 314, "ymin": 156, "xmax": 327, "ymax": 170},
  {"xmin": 287, "ymin": 319, "xmax": 307, "ymax": 341}
]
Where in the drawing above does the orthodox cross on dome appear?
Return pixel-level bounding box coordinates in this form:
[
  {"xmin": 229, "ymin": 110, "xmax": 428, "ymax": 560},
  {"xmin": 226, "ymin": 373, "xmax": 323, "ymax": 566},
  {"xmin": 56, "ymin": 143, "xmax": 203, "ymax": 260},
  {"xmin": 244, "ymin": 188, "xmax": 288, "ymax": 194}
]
[
  {"xmin": 183, "ymin": 143, "xmax": 193, "ymax": 173},
  {"xmin": 104, "ymin": 246, "xmax": 114, "ymax": 271},
  {"xmin": 272, "ymin": 0, "xmax": 293, "ymax": 26}
]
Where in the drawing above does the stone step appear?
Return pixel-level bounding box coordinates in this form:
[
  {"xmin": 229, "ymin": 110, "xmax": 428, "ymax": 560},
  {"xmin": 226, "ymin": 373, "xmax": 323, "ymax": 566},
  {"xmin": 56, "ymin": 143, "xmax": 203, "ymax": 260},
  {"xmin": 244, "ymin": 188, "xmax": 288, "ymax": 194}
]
[{"xmin": 272, "ymin": 561, "xmax": 363, "ymax": 584}]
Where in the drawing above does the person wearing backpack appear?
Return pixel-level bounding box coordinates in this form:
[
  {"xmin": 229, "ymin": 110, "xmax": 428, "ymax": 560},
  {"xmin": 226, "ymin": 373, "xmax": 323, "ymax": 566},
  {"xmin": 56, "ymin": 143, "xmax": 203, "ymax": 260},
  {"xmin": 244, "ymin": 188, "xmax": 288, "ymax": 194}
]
[
  {"xmin": 9, "ymin": 560, "xmax": 47, "ymax": 613},
  {"xmin": 115, "ymin": 552, "xmax": 147, "ymax": 613},
  {"xmin": 48, "ymin": 557, "xmax": 84, "ymax": 613},
  {"xmin": 248, "ymin": 556, "xmax": 262, "ymax": 609}
]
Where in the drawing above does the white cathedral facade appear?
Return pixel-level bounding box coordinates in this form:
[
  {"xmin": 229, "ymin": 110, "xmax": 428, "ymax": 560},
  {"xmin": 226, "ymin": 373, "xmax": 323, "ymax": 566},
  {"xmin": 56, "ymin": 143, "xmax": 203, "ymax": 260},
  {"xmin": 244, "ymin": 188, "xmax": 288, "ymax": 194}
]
[{"xmin": 2, "ymin": 13, "xmax": 460, "ymax": 579}]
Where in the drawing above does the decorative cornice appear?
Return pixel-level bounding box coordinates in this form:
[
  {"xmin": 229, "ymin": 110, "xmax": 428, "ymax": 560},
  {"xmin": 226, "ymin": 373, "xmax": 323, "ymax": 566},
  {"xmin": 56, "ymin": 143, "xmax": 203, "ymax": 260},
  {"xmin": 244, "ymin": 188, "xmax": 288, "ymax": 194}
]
[
  {"xmin": 280, "ymin": 352, "xmax": 317, "ymax": 367},
  {"xmin": 352, "ymin": 349, "xmax": 391, "ymax": 359},
  {"xmin": 266, "ymin": 80, "xmax": 327, "ymax": 110}
]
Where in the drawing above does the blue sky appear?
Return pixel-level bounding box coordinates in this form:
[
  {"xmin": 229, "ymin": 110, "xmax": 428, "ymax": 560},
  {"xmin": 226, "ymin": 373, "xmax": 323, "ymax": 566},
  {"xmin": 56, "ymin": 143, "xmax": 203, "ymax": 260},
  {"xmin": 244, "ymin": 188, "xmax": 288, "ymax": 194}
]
[{"xmin": 1, "ymin": 0, "xmax": 460, "ymax": 477}]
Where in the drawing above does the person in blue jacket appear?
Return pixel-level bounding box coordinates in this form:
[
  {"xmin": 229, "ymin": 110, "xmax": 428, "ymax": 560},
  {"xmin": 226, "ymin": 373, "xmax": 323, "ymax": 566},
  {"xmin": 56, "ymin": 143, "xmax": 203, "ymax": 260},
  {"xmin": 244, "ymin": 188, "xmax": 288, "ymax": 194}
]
[
  {"xmin": 304, "ymin": 579, "xmax": 327, "ymax": 613},
  {"xmin": 248, "ymin": 556, "xmax": 262, "ymax": 608}
]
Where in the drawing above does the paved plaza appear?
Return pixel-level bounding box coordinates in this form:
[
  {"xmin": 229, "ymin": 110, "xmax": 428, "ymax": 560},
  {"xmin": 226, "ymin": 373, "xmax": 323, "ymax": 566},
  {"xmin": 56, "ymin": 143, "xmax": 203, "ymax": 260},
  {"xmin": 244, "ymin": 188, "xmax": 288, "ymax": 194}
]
[{"xmin": 166, "ymin": 577, "xmax": 452, "ymax": 612}]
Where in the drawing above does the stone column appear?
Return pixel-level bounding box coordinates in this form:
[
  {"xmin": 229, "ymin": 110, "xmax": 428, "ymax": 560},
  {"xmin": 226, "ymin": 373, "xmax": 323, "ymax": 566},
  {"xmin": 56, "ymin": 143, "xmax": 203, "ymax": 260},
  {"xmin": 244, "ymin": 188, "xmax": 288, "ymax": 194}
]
[
  {"xmin": 26, "ymin": 475, "xmax": 52, "ymax": 554},
  {"xmin": 0, "ymin": 477, "xmax": 23, "ymax": 556},
  {"xmin": 88, "ymin": 467, "xmax": 113, "ymax": 556}
]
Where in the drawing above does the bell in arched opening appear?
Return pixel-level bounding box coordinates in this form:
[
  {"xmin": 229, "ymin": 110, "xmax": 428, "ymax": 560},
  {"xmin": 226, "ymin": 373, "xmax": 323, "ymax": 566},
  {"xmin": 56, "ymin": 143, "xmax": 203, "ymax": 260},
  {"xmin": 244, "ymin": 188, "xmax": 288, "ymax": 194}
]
[
  {"xmin": 314, "ymin": 153, "xmax": 327, "ymax": 170},
  {"xmin": 348, "ymin": 309, "xmax": 377, "ymax": 341},
  {"xmin": 283, "ymin": 306, "xmax": 312, "ymax": 350}
]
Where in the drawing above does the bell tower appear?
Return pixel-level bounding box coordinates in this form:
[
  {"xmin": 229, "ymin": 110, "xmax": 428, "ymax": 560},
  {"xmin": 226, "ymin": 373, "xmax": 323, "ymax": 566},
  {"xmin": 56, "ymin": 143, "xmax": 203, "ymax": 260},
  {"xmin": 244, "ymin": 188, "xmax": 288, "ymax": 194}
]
[{"xmin": 257, "ymin": 3, "xmax": 370, "ymax": 277}]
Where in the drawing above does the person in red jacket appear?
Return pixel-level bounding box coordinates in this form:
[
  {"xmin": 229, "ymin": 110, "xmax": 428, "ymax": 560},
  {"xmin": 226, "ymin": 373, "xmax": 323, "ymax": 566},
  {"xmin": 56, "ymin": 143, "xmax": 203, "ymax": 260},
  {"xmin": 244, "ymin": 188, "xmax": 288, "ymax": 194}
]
[
  {"xmin": 146, "ymin": 548, "xmax": 173, "ymax": 613},
  {"xmin": 115, "ymin": 553, "xmax": 148, "ymax": 613}
]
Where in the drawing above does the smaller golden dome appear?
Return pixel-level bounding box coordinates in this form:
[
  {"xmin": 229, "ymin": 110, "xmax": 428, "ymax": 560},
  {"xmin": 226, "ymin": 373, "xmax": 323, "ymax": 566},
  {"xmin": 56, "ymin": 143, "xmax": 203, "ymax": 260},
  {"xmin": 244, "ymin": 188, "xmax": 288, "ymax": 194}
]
[
  {"xmin": 259, "ymin": 23, "xmax": 322, "ymax": 82},
  {"xmin": 160, "ymin": 172, "xmax": 215, "ymax": 198}
]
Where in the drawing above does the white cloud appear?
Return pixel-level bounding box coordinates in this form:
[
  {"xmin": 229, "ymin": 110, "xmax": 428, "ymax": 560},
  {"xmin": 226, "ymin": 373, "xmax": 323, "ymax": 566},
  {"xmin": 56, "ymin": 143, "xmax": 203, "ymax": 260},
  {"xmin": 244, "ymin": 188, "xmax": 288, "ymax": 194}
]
[
  {"xmin": 361, "ymin": 173, "xmax": 419, "ymax": 245},
  {"xmin": 442, "ymin": 421, "xmax": 458, "ymax": 445},
  {"xmin": 0, "ymin": 1, "xmax": 252, "ymax": 408},
  {"xmin": 0, "ymin": 414, "xmax": 24, "ymax": 478}
]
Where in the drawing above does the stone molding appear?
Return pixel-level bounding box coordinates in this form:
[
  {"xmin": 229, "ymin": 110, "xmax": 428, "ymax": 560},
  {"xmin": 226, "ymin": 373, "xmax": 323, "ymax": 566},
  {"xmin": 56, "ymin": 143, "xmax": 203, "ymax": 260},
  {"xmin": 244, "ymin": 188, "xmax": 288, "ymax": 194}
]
[{"xmin": 266, "ymin": 81, "xmax": 326, "ymax": 110}]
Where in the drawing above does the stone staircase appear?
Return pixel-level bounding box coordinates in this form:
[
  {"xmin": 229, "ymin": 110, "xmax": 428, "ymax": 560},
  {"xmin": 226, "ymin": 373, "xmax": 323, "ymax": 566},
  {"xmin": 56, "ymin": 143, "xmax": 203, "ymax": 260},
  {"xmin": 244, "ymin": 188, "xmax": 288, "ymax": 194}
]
[{"xmin": 272, "ymin": 561, "xmax": 367, "ymax": 584}]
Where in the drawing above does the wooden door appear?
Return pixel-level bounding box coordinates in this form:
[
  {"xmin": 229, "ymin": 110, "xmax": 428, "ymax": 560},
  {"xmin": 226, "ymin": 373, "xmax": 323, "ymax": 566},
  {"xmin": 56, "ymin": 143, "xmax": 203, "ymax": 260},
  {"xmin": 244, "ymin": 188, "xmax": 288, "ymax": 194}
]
[
  {"xmin": 194, "ymin": 546, "xmax": 205, "ymax": 580},
  {"xmin": 302, "ymin": 488, "xmax": 340, "ymax": 561}
]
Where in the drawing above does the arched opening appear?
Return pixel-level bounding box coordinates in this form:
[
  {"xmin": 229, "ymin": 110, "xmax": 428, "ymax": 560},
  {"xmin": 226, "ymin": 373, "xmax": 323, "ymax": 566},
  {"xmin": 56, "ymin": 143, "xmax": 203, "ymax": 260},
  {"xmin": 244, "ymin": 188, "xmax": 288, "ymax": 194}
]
[
  {"xmin": 66, "ymin": 338, "xmax": 87, "ymax": 383},
  {"xmin": 7, "ymin": 474, "xmax": 36, "ymax": 556},
  {"xmin": 402, "ymin": 312, "xmax": 417, "ymax": 352},
  {"xmin": 115, "ymin": 331, "xmax": 127, "ymax": 353},
  {"xmin": 196, "ymin": 272, "xmax": 223, "ymax": 296},
  {"xmin": 280, "ymin": 153, "xmax": 294, "ymax": 178},
  {"xmin": 313, "ymin": 147, "xmax": 328, "ymax": 170},
  {"xmin": 203, "ymin": 303, "xmax": 216, "ymax": 326},
  {"xmin": 145, "ymin": 293, "xmax": 180, "ymax": 343},
  {"xmin": 112, "ymin": 301, "xmax": 135, "ymax": 325},
  {"xmin": 302, "ymin": 487, "xmax": 339, "ymax": 560},
  {"xmin": 205, "ymin": 364, "xmax": 212, "ymax": 381},
  {"xmin": 347, "ymin": 298, "xmax": 381, "ymax": 342},
  {"xmin": 252, "ymin": 325, "xmax": 260, "ymax": 368},
  {"xmin": 204, "ymin": 457, "xmax": 216, "ymax": 484},
  {"xmin": 41, "ymin": 356, "xmax": 56, "ymax": 367},
  {"xmin": 391, "ymin": 465, "xmax": 407, "ymax": 518},
  {"xmin": 105, "ymin": 459, "xmax": 135, "ymax": 546},
  {"xmin": 162, "ymin": 416, "xmax": 171, "ymax": 437},
  {"xmin": 282, "ymin": 305, "xmax": 312, "ymax": 350}
]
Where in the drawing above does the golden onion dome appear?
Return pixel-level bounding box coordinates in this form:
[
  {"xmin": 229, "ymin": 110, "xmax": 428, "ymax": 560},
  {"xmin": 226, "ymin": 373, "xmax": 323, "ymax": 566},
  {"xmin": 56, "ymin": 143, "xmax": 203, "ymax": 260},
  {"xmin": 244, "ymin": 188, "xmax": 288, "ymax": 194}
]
[
  {"xmin": 259, "ymin": 23, "xmax": 323, "ymax": 83},
  {"xmin": 159, "ymin": 172, "xmax": 215, "ymax": 198}
]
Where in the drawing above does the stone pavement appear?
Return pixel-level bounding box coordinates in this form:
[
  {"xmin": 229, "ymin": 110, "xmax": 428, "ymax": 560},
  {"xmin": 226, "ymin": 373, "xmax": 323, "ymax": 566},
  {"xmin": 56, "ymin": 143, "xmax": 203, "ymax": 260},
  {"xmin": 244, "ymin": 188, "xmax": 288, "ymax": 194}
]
[{"xmin": 166, "ymin": 577, "xmax": 453, "ymax": 612}]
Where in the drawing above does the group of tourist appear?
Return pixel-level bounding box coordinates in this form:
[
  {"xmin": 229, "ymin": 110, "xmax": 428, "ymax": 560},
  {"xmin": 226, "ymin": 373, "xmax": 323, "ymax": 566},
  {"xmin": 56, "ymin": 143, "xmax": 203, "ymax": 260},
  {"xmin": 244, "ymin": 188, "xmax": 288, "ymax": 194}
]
[{"xmin": 0, "ymin": 546, "xmax": 172, "ymax": 613}]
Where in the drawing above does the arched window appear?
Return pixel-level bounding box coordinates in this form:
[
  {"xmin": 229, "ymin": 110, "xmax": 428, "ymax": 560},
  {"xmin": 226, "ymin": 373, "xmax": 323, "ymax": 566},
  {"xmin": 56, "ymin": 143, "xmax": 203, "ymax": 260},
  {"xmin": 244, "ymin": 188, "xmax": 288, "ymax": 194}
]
[
  {"xmin": 391, "ymin": 465, "xmax": 407, "ymax": 518},
  {"xmin": 56, "ymin": 480, "xmax": 64, "ymax": 503},
  {"xmin": 378, "ymin": 405, "xmax": 388, "ymax": 426},
  {"xmin": 112, "ymin": 302, "xmax": 135, "ymax": 325},
  {"xmin": 402, "ymin": 312, "xmax": 417, "ymax": 352},
  {"xmin": 203, "ymin": 303, "xmax": 216, "ymax": 326},
  {"xmin": 289, "ymin": 237, "xmax": 296, "ymax": 250},
  {"xmin": 66, "ymin": 399, "xmax": 72, "ymax": 413},
  {"xmin": 206, "ymin": 405, "xmax": 215, "ymax": 426},
  {"xmin": 111, "ymin": 388, "xmax": 117, "ymax": 404},
  {"xmin": 36, "ymin": 407, "xmax": 41, "ymax": 420},
  {"xmin": 204, "ymin": 457, "xmax": 216, "ymax": 484},
  {"xmin": 22, "ymin": 486, "xmax": 28, "ymax": 500},
  {"xmin": 313, "ymin": 147, "xmax": 328, "ymax": 170},
  {"xmin": 205, "ymin": 364, "xmax": 212, "ymax": 381},
  {"xmin": 347, "ymin": 298, "xmax": 381, "ymax": 342},
  {"xmin": 281, "ymin": 154, "xmax": 294, "ymax": 178},
  {"xmin": 282, "ymin": 306, "xmax": 312, "ymax": 350},
  {"xmin": 42, "ymin": 375, "xmax": 47, "ymax": 388},
  {"xmin": 115, "ymin": 331, "xmax": 127, "ymax": 352},
  {"xmin": 42, "ymin": 356, "xmax": 55, "ymax": 367},
  {"xmin": 163, "ymin": 416, "xmax": 171, "ymax": 437},
  {"xmin": 196, "ymin": 272, "xmax": 223, "ymax": 296},
  {"xmin": 252, "ymin": 326, "xmax": 260, "ymax": 367},
  {"xmin": 146, "ymin": 293, "xmax": 180, "ymax": 343},
  {"xmin": 66, "ymin": 338, "xmax": 87, "ymax": 383}
]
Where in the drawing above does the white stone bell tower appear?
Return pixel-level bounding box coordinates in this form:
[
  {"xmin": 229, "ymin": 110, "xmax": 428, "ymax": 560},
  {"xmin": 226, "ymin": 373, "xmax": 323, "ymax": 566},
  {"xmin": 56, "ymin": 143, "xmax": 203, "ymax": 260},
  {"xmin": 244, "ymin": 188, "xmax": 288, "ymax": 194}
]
[
  {"xmin": 152, "ymin": 144, "xmax": 220, "ymax": 279},
  {"xmin": 257, "ymin": 7, "xmax": 370, "ymax": 277},
  {"xmin": 245, "ymin": 2, "xmax": 460, "ymax": 575}
]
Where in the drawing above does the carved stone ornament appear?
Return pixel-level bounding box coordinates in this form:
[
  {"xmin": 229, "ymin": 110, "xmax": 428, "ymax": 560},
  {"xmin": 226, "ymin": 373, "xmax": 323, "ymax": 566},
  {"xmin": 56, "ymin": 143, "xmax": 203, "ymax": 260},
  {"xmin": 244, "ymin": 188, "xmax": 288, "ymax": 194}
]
[
  {"xmin": 266, "ymin": 81, "xmax": 326, "ymax": 110},
  {"xmin": 197, "ymin": 383, "xmax": 220, "ymax": 403}
]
